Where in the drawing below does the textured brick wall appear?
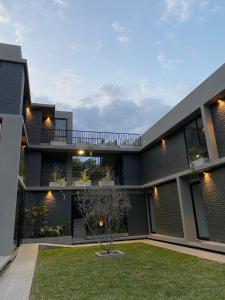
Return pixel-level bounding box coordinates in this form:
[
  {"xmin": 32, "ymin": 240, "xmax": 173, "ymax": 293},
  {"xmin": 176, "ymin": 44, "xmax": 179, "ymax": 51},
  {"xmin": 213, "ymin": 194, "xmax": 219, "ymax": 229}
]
[
  {"xmin": 151, "ymin": 180, "xmax": 184, "ymax": 238},
  {"xmin": 123, "ymin": 154, "xmax": 141, "ymax": 185},
  {"xmin": 201, "ymin": 166, "xmax": 225, "ymax": 243},
  {"xmin": 141, "ymin": 130, "xmax": 188, "ymax": 183},
  {"xmin": 127, "ymin": 192, "xmax": 149, "ymax": 236},
  {"xmin": 210, "ymin": 102, "xmax": 225, "ymax": 158},
  {"xmin": 23, "ymin": 191, "xmax": 72, "ymax": 238},
  {"xmin": 25, "ymin": 151, "xmax": 42, "ymax": 186},
  {"xmin": 0, "ymin": 62, "xmax": 24, "ymax": 114},
  {"xmin": 25, "ymin": 109, "xmax": 42, "ymax": 144}
]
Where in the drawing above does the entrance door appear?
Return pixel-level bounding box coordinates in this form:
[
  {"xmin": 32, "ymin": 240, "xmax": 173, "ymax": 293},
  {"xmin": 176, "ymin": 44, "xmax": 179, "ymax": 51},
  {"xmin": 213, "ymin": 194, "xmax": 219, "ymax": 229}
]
[
  {"xmin": 147, "ymin": 193, "xmax": 156, "ymax": 233},
  {"xmin": 72, "ymin": 200, "xmax": 86, "ymax": 240},
  {"xmin": 190, "ymin": 182, "xmax": 209, "ymax": 240}
]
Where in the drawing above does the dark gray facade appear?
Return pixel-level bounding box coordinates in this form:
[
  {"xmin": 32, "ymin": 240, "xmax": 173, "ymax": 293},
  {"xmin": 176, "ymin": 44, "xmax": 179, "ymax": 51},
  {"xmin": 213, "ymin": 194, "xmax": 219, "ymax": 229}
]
[
  {"xmin": 141, "ymin": 130, "xmax": 188, "ymax": 183},
  {"xmin": 151, "ymin": 181, "xmax": 184, "ymax": 238},
  {"xmin": 4, "ymin": 43, "xmax": 225, "ymax": 256},
  {"xmin": 210, "ymin": 102, "xmax": 225, "ymax": 158},
  {"xmin": 201, "ymin": 166, "xmax": 225, "ymax": 243},
  {"xmin": 0, "ymin": 62, "xmax": 24, "ymax": 115}
]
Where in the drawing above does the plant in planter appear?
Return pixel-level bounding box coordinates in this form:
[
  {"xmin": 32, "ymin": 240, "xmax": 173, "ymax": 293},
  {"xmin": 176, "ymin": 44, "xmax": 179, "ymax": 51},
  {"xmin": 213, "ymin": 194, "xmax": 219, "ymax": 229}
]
[
  {"xmin": 77, "ymin": 186, "xmax": 130, "ymax": 257},
  {"xmin": 120, "ymin": 139, "xmax": 134, "ymax": 148},
  {"xmin": 189, "ymin": 146, "xmax": 209, "ymax": 170},
  {"xmin": 49, "ymin": 166, "xmax": 67, "ymax": 187},
  {"xmin": 99, "ymin": 167, "xmax": 115, "ymax": 186},
  {"xmin": 76, "ymin": 137, "xmax": 90, "ymax": 147},
  {"xmin": 73, "ymin": 169, "xmax": 92, "ymax": 186},
  {"xmin": 24, "ymin": 205, "xmax": 67, "ymax": 238}
]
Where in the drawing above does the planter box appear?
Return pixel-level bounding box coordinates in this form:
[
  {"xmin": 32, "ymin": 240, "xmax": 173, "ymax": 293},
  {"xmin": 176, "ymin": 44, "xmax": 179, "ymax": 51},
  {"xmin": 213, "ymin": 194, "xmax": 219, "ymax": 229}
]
[
  {"xmin": 190, "ymin": 157, "xmax": 209, "ymax": 169},
  {"xmin": 120, "ymin": 144, "xmax": 136, "ymax": 149},
  {"xmin": 50, "ymin": 140, "xmax": 67, "ymax": 146},
  {"xmin": 73, "ymin": 180, "xmax": 92, "ymax": 187},
  {"xmin": 49, "ymin": 181, "xmax": 67, "ymax": 187},
  {"xmin": 98, "ymin": 143, "xmax": 116, "ymax": 148},
  {"xmin": 98, "ymin": 180, "xmax": 115, "ymax": 186},
  {"xmin": 76, "ymin": 142, "xmax": 90, "ymax": 148}
]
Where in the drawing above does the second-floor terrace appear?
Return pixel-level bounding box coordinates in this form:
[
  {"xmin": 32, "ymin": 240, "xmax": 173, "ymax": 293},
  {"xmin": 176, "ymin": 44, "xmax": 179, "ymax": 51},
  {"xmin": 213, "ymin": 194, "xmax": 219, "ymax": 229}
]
[{"xmin": 37, "ymin": 128, "xmax": 141, "ymax": 151}]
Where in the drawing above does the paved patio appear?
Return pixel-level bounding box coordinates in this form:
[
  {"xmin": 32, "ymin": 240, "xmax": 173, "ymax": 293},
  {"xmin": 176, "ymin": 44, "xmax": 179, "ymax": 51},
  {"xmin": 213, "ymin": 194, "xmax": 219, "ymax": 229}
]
[
  {"xmin": 0, "ymin": 244, "xmax": 38, "ymax": 300},
  {"xmin": 1, "ymin": 239, "xmax": 225, "ymax": 299}
]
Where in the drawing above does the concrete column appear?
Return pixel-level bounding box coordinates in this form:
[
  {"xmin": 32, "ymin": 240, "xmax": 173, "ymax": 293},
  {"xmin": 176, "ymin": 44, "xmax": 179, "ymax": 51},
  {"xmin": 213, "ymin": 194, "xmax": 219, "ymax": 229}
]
[
  {"xmin": 176, "ymin": 177, "xmax": 197, "ymax": 243},
  {"xmin": 0, "ymin": 114, "xmax": 23, "ymax": 256},
  {"xmin": 201, "ymin": 105, "xmax": 219, "ymax": 161}
]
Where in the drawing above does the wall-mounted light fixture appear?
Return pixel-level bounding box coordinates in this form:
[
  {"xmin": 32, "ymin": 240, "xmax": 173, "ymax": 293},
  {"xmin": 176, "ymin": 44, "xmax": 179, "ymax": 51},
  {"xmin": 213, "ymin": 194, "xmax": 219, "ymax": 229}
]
[
  {"xmin": 195, "ymin": 154, "xmax": 200, "ymax": 158},
  {"xmin": 98, "ymin": 219, "xmax": 104, "ymax": 227},
  {"xmin": 161, "ymin": 139, "xmax": 166, "ymax": 145},
  {"xmin": 45, "ymin": 190, "xmax": 55, "ymax": 203},
  {"xmin": 78, "ymin": 149, "xmax": 84, "ymax": 155}
]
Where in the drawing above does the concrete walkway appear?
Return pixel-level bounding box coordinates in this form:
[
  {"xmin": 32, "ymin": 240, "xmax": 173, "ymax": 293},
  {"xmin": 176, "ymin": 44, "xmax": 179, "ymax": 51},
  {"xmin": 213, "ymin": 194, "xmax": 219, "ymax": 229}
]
[
  {"xmin": 1, "ymin": 239, "xmax": 225, "ymax": 300},
  {"xmin": 0, "ymin": 244, "xmax": 38, "ymax": 300},
  {"xmin": 143, "ymin": 239, "xmax": 225, "ymax": 263}
]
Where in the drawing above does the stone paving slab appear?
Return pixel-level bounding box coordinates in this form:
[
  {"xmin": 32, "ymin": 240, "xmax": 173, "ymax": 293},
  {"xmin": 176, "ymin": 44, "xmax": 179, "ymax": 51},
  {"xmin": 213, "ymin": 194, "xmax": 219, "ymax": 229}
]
[{"xmin": 0, "ymin": 244, "xmax": 38, "ymax": 300}]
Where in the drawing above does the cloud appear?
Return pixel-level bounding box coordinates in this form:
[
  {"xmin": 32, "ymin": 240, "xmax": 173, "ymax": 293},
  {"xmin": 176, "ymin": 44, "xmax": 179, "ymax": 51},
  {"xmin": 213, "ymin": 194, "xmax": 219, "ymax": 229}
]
[
  {"xmin": 55, "ymin": 70, "xmax": 81, "ymax": 98},
  {"xmin": 117, "ymin": 35, "xmax": 129, "ymax": 43},
  {"xmin": 112, "ymin": 21, "xmax": 123, "ymax": 33},
  {"xmin": 112, "ymin": 21, "xmax": 130, "ymax": 43},
  {"xmin": 57, "ymin": 98, "xmax": 171, "ymax": 133},
  {"xmin": 157, "ymin": 50, "xmax": 181, "ymax": 72},
  {"xmin": 53, "ymin": 0, "xmax": 69, "ymax": 7},
  {"xmin": 161, "ymin": 0, "xmax": 194, "ymax": 23},
  {"xmin": 0, "ymin": 2, "xmax": 10, "ymax": 24},
  {"xmin": 14, "ymin": 23, "xmax": 30, "ymax": 43}
]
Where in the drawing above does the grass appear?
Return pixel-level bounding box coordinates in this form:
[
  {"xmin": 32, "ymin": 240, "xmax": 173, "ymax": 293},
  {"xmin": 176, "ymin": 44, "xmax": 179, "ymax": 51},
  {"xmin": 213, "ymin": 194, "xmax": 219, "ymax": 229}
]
[{"xmin": 30, "ymin": 243, "xmax": 225, "ymax": 300}]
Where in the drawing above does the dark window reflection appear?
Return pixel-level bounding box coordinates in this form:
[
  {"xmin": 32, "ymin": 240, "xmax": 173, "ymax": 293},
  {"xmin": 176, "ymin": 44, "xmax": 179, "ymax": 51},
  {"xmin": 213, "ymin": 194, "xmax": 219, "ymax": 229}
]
[{"xmin": 184, "ymin": 116, "xmax": 208, "ymax": 162}]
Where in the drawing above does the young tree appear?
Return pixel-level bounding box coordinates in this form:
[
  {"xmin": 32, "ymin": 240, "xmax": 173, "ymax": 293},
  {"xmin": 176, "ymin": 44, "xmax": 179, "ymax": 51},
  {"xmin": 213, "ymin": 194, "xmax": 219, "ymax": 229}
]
[{"xmin": 76, "ymin": 186, "xmax": 130, "ymax": 254}]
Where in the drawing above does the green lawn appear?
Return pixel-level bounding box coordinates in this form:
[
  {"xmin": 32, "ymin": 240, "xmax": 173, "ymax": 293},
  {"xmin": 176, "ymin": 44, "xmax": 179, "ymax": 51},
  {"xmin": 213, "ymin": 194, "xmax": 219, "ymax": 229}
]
[{"xmin": 30, "ymin": 243, "xmax": 225, "ymax": 300}]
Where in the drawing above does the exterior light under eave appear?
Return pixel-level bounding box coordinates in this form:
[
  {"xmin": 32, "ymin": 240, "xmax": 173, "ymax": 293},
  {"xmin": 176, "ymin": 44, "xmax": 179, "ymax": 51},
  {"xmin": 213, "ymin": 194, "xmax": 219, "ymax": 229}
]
[{"xmin": 78, "ymin": 149, "xmax": 84, "ymax": 155}]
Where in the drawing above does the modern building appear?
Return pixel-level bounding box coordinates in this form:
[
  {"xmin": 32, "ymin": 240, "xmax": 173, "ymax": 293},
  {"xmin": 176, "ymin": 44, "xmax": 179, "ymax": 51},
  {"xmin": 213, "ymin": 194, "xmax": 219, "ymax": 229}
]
[{"xmin": 1, "ymin": 43, "xmax": 225, "ymax": 257}]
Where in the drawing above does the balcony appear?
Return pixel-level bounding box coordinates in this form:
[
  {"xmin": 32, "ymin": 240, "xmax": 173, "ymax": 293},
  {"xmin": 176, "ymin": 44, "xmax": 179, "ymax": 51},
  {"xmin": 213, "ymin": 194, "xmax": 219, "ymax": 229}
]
[
  {"xmin": 41, "ymin": 129, "xmax": 141, "ymax": 149},
  {"xmin": 40, "ymin": 169, "xmax": 122, "ymax": 187}
]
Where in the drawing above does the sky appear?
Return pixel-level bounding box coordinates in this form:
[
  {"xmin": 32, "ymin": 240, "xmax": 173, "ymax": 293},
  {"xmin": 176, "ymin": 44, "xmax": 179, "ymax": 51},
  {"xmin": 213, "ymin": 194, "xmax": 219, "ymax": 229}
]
[{"xmin": 1, "ymin": 0, "xmax": 225, "ymax": 133}]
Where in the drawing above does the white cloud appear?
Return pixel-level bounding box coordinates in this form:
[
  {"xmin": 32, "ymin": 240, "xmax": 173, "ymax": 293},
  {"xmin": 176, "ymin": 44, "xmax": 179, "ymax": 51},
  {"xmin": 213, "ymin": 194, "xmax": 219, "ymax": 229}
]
[
  {"xmin": 94, "ymin": 41, "xmax": 102, "ymax": 52},
  {"xmin": 14, "ymin": 23, "xmax": 30, "ymax": 43},
  {"xmin": 157, "ymin": 50, "xmax": 181, "ymax": 72},
  {"xmin": 53, "ymin": 0, "xmax": 69, "ymax": 7},
  {"xmin": 161, "ymin": 0, "xmax": 194, "ymax": 23},
  {"xmin": 112, "ymin": 21, "xmax": 123, "ymax": 33},
  {"xmin": 117, "ymin": 35, "xmax": 129, "ymax": 43},
  {"xmin": 112, "ymin": 21, "xmax": 130, "ymax": 43},
  {"xmin": 0, "ymin": 2, "xmax": 10, "ymax": 24},
  {"xmin": 55, "ymin": 70, "xmax": 81, "ymax": 98}
]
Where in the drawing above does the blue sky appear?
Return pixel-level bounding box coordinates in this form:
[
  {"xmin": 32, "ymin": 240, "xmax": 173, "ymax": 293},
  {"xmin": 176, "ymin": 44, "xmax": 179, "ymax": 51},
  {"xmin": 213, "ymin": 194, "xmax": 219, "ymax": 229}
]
[{"xmin": 1, "ymin": 0, "xmax": 225, "ymax": 133}]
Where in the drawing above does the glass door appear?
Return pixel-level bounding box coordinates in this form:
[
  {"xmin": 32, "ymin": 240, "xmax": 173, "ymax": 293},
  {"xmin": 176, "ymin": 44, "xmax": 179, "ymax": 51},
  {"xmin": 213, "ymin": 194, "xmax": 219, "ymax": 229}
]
[{"xmin": 190, "ymin": 182, "xmax": 209, "ymax": 240}]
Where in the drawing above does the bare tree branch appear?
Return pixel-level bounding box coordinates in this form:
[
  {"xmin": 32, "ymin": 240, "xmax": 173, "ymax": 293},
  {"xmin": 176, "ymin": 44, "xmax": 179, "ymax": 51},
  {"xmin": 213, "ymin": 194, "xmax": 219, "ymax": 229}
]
[{"xmin": 76, "ymin": 186, "xmax": 130, "ymax": 253}]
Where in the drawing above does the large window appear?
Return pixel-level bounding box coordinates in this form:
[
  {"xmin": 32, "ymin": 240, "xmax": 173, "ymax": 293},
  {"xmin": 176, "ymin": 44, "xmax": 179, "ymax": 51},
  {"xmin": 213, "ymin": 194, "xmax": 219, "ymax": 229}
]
[
  {"xmin": 184, "ymin": 116, "xmax": 208, "ymax": 162},
  {"xmin": 55, "ymin": 118, "xmax": 67, "ymax": 131},
  {"xmin": 54, "ymin": 118, "xmax": 67, "ymax": 142}
]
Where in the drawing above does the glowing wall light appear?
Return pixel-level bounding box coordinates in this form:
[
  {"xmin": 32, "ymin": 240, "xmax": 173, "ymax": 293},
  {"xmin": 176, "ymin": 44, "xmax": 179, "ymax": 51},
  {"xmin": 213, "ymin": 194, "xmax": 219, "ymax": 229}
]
[
  {"xmin": 45, "ymin": 191, "xmax": 55, "ymax": 204},
  {"xmin": 78, "ymin": 149, "xmax": 84, "ymax": 155}
]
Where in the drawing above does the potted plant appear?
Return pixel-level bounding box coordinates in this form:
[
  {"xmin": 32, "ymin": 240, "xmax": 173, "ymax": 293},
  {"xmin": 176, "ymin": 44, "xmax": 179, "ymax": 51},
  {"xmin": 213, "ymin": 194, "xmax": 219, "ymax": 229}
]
[
  {"xmin": 99, "ymin": 167, "xmax": 115, "ymax": 186},
  {"xmin": 189, "ymin": 146, "xmax": 209, "ymax": 169},
  {"xmin": 49, "ymin": 166, "xmax": 67, "ymax": 187},
  {"xmin": 76, "ymin": 137, "xmax": 90, "ymax": 147},
  {"xmin": 120, "ymin": 139, "xmax": 135, "ymax": 149},
  {"xmin": 73, "ymin": 169, "xmax": 92, "ymax": 186},
  {"xmin": 98, "ymin": 138, "xmax": 116, "ymax": 148}
]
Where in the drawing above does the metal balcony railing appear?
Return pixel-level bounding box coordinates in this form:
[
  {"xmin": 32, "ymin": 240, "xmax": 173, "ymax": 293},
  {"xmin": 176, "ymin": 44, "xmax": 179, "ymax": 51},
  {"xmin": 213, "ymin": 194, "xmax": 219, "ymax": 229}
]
[{"xmin": 41, "ymin": 129, "xmax": 141, "ymax": 147}]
